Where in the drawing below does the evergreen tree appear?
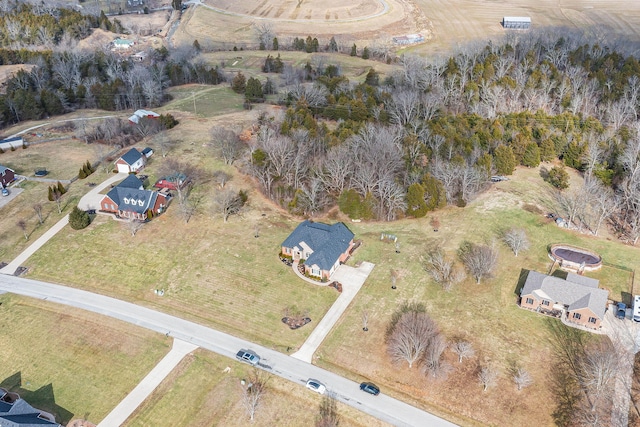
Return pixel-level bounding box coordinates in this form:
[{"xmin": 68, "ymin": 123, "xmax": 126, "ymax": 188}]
[
  {"xmin": 47, "ymin": 186, "xmax": 54, "ymax": 202},
  {"xmin": 172, "ymin": 0, "xmax": 182, "ymax": 10},
  {"xmin": 245, "ymin": 77, "xmax": 264, "ymax": 102},
  {"xmin": 406, "ymin": 183, "xmax": 428, "ymax": 218},
  {"xmin": 422, "ymin": 173, "xmax": 447, "ymax": 210},
  {"xmin": 522, "ymin": 143, "xmax": 541, "ymax": 167},
  {"xmin": 78, "ymin": 168, "xmax": 87, "ymax": 179},
  {"xmin": 328, "ymin": 36, "xmax": 338, "ymax": 52},
  {"xmin": 494, "ymin": 145, "xmax": 516, "ymax": 175},
  {"xmin": 56, "ymin": 181, "xmax": 66, "ymax": 195},
  {"xmin": 362, "ymin": 47, "xmax": 370, "ymax": 59},
  {"xmin": 272, "ymin": 37, "xmax": 279, "ymax": 51},
  {"xmin": 69, "ymin": 206, "xmax": 91, "ymax": 230},
  {"xmin": 540, "ymin": 138, "xmax": 556, "ymax": 162},
  {"xmin": 350, "ymin": 44, "xmax": 357, "ymax": 57},
  {"xmin": 86, "ymin": 160, "xmax": 94, "ymax": 173},
  {"xmin": 563, "ymin": 141, "xmax": 584, "ymax": 170},
  {"xmin": 192, "ymin": 39, "xmax": 201, "ymax": 52},
  {"xmin": 231, "ymin": 72, "xmax": 246, "ymax": 94},
  {"xmin": 364, "ymin": 68, "xmax": 379, "ymax": 86},
  {"xmin": 546, "ymin": 165, "xmax": 570, "ymax": 190}
]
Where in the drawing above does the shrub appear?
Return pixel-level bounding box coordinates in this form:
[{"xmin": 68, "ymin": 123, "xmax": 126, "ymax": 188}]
[
  {"xmin": 78, "ymin": 168, "xmax": 87, "ymax": 179},
  {"xmin": 69, "ymin": 206, "xmax": 90, "ymax": 230},
  {"xmin": 546, "ymin": 165, "xmax": 569, "ymax": 190}
]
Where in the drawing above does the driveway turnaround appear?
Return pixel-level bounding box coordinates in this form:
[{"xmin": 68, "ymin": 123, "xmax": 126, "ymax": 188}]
[
  {"xmin": 0, "ymin": 275, "xmax": 458, "ymax": 427},
  {"xmin": 98, "ymin": 339, "xmax": 198, "ymax": 427},
  {"xmin": 292, "ymin": 262, "xmax": 375, "ymax": 363},
  {"xmin": 77, "ymin": 172, "xmax": 128, "ymax": 211}
]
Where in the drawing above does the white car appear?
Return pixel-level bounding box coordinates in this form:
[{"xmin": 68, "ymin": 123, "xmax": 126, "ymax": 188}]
[
  {"xmin": 305, "ymin": 379, "xmax": 326, "ymax": 395},
  {"xmin": 1, "ymin": 188, "xmax": 8, "ymax": 197}
]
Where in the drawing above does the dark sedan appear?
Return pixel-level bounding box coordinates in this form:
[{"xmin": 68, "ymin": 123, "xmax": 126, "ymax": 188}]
[{"xmin": 359, "ymin": 382, "xmax": 380, "ymax": 396}]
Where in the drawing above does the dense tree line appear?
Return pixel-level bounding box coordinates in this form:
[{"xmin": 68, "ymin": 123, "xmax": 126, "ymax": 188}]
[
  {"xmin": 212, "ymin": 30, "xmax": 640, "ymax": 244},
  {"xmin": 0, "ymin": 46, "xmax": 226, "ymax": 127},
  {"xmin": 0, "ymin": 2, "xmax": 124, "ymax": 48}
]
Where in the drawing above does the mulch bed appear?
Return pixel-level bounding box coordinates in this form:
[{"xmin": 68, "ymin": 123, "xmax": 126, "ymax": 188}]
[{"xmin": 282, "ymin": 316, "xmax": 311, "ymax": 329}]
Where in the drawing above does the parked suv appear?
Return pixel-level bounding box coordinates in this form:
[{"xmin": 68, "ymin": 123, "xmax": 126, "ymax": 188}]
[
  {"xmin": 616, "ymin": 302, "xmax": 627, "ymax": 320},
  {"xmin": 1, "ymin": 188, "xmax": 8, "ymax": 197},
  {"xmin": 236, "ymin": 349, "xmax": 260, "ymax": 366}
]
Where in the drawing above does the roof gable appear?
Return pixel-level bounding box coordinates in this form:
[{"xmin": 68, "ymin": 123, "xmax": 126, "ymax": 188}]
[
  {"xmin": 282, "ymin": 221, "xmax": 354, "ymax": 270},
  {"xmin": 105, "ymin": 187, "xmax": 157, "ymax": 214},
  {"xmin": 118, "ymin": 175, "xmax": 144, "ymax": 189},
  {"xmin": 119, "ymin": 148, "xmax": 143, "ymax": 165},
  {"xmin": 521, "ymin": 270, "xmax": 608, "ymax": 318}
]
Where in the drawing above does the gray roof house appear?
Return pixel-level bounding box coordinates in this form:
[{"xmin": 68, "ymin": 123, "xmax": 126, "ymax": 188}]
[
  {"xmin": 520, "ymin": 270, "xmax": 609, "ymax": 330},
  {"xmin": 281, "ymin": 220, "xmax": 355, "ymax": 280},
  {"xmin": 100, "ymin": 175, "xmax": 169, "ymax": 220},
  {"xmin": 115, "ymin": 148, "xmax": 146, "ymax": 174},
  {"xmin": 0, "ymin": 389, "xmax": 61, "ymax": 427}
]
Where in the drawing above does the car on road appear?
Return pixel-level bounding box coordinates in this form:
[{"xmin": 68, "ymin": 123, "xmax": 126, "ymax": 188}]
[
  {"xmin": 616, "ymin": 302, "xmax": 627, "ymax": 320},
  {"xmin": 1, "ymin": 188, "xmax": 9, "ymax": 197},
  {"xmin": 359, "ymin": 382, "xmax": 380, "ymax": 396},
  {"xmin": 305, "ymin": 379, "xmax": 326, "ymax": 395},
  {"xmin": 236, "ymin": 349, "xmax": 260, "ymax": 366}
]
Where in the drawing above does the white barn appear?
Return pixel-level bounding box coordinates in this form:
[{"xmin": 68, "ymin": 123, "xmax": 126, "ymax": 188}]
[{"xmin": 503, "ymin": 16, "xmax": 531, "ymax": 29}]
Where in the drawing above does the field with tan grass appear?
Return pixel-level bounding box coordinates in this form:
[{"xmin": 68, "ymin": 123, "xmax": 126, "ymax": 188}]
[
  {"xmin": 0, "ymin": 294, "xmax": 170, "ymax": 425},
  {"xmin": 123, "ymin": 348, "xmax": 389, "ymax": 427}
]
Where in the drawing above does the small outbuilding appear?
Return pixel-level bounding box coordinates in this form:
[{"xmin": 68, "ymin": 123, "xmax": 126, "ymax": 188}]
[
  {"xmin": 115, "ymin": 148, "xmax": 146, "ymax": 174},
  {"xmin": 0, "ymin": 165, "xmax": 15, "ymax": 188},
  {"xmin": 502, "ymin": 16, "xmax": 531, "ymax": 29}
]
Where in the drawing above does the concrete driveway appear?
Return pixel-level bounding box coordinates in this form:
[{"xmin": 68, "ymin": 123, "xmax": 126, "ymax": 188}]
[
  {"xmin": 602, "ymin": 303, "xmax": 640, "ymax": 427},
  {"xmin": 292, "ymin": 261, "xmax": 375, "ymax": 363},
  {"xmin": 0, "ymin": 186, "xmax": 23, "ymax": 209},
  {"xmin": 77, "ymin": 173, "xmax": 128, "ymax": 211}
]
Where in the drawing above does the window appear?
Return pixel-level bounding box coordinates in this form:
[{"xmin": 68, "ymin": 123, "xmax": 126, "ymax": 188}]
[
  {"xmin": 588, "ymin": 317, "xmax": 597, "ymax": 324},
  {"xmin": 542, "ymin": 300, "xmax": 550, "ymax": 306},
  {"xmin": 525, "ymin": 298, "xmax": 534, "ymax": 305},
  {"xmin": 573, "ymin": 313, "xmax": 582, "ymax": 320}
]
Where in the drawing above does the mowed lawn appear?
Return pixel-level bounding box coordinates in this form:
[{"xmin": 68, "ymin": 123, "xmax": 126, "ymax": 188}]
[
  {"xmin": 123, "ymin": 348, "xmax": 389, "ymax": 427},
  {"xmin": 26, "ymin": 129, "xmax": 338, "ymax": 351},
  {"xmin": 161, "ymin": 85, "xmax": 245, "ymax": 118},
  {"xmin": 317, "ymin": 165, "xmax": 640, "ymax": 426},
  {"xmin": 0, "ymin": 116, "xmax": 123, "ymax": 262},
  {"xmin": 0, "ymin": 294, "xmax": 170, "ymax": 425}
]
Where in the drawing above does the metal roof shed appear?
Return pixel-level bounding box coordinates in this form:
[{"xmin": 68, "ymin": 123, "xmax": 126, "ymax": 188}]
[{"xmin": 503, "ymin": 16, "xmax": 531, "ymax": 29}]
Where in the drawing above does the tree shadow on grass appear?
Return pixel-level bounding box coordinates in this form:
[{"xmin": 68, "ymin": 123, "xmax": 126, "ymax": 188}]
[{"xmin": 1, "ymin": 372, "xmax": 74, "ymax": 425}]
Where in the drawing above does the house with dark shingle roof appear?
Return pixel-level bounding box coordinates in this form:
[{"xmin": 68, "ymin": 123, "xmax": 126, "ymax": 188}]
[
  {"xmin": 0, "ymin": 388, "xmax": 61, "ymax": 427},
  {"xmin": 100, "ymin": 175, "xmax": 169, "ymax": 220},
  {"xmin": 520, "ymin": 270, "xmax": 609, "ymax": 330},
  {"xmin": 281, "ymin": 220, "xmax": 355, "ymax": 280},
  {"xmin": 0, "ymin": 165, "xmax": 15, "ymax": 188},
  {"xmin": 114, "ymin": 148, "xmax": 146, "ymax": 174}
]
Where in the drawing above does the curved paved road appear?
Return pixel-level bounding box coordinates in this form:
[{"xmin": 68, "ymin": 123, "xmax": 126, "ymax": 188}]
[{"xmin": 0, "ymin": 274, "xmax": 458, "ymax": 427}]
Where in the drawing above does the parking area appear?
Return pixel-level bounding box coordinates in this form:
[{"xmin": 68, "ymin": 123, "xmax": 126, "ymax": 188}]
[{"xmin": 0, "ymin": 186, "xmax": 23, "ymax": 209}]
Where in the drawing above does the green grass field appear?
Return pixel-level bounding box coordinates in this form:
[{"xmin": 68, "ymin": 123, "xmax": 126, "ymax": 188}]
[
  {"xmin": 161, "ymin": 85, "xmax": 245, "ymax": 118},
  {"xmin": 123, "ymin": 349, "xmax": 388, "ymax": 427},
  {"xmin": 316, "ymin": 165, "xmax": 639, "ymax": 426},
  {"xmin": 0, "ymin": 294, "xmax": 170, "ymax": 425}
]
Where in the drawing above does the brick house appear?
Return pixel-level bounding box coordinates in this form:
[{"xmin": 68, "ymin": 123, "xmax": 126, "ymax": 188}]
[
  {"xmin": 0, "ymin": 165, "xmax": 15, "ymax": 188},
  {"xmin": 115, "ymin": 148, "xmax": 146, "ymax": 174},
  {"xmin": 100, "ymin": 175, "xmax": 169, "ymax": 220},
  {"xmin": 281, "ymin": 220, "xmax": 355, "ymax": 280},
  {"xmin": 520, "ymin": 270, "xmax": 608, "ymax": 330}
]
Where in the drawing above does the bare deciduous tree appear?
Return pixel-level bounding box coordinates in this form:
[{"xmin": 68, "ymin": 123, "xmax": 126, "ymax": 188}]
[
  {"xmin": 315, "ymin": 394, "xmax": 340, "ymax": 427},
  {"xmin": 159, "ymin": 159, "xmax": 202, "ymax": 224},
  {"xmin": 478, "ymin": 366, "xmax": 498, "ymax": 391},
  {"xmin": 241, "ymin": 369, "xmax": 269, "ymax": 421},
  {"xmin": 459, "ymin": 242, "xmax": 498, "ymax": 284},
  {"xmin": 213, "ymin": 188, "xmax": 244, "ymax": 223},
  {"xmin": 422, "ymin": 334, "xmax": 450, "ymax": 379},
  {"xmin": 424, "ymin": 247, "xmax": 465, "ymax": 291},
  {"xmin": 503, "ymin": 228, "xmax": 530, "ymax": 257},
  {"xmin": 451, "ymin": 340, "xmax": 475, "ymax": 363},
  {"xmin": 124, "ymin": 217, "xmax": 144, "ymax": 237},
  {"xmin": 210, "ymin": 126, "xmax": 243, "ymax": 165},
  {"xmin": 17, "ymin": 220, "xmax": 28, "ymax": 240},
  {"xmin": 32, "ymin": 203, "xmax": 44, "ymax": 224},
  {"xmin": 386, "ymin": 310, "xmax": 439, "ymax": 368},
  {"xmin": 513, "ymin": 368, "xmax": 533, "ymax": 391},
  {"xmin": 213, "ymin": 170, "xmax": 232, "ymax": 189}
]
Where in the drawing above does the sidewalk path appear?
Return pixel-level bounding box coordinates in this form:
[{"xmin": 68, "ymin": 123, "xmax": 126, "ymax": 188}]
[
  {"xmin": 98, "ymin": 339, "xmax": 198, "ymax": 427},
  {"xmin": 292, "ymin": 262, "xmax": 375, "ymax": 363},
  {"xmin": 0, "ymin": 173, "xmax": 127, "ymax": 276},
  {"xmin": 0, "ymin": 214, "xmax": 69, "ymax": 276}
]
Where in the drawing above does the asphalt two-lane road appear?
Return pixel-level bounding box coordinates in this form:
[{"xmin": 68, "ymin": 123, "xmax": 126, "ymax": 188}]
[{"xmin": 0, "ymin": 274, "xmax": 458, "ymax": 427}]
